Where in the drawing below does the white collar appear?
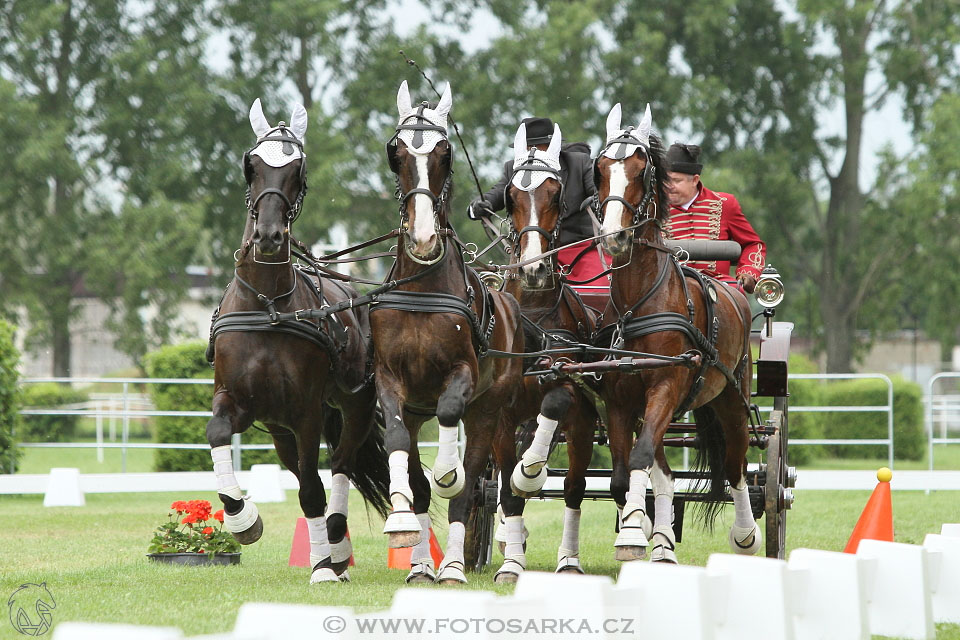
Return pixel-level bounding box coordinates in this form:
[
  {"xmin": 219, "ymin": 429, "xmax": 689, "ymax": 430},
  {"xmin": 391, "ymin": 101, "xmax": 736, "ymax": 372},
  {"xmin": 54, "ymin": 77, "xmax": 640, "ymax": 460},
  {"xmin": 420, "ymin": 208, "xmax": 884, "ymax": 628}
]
[{"xmin": 680, "ymin": 192, "xmax": 698, "ymax": 211}]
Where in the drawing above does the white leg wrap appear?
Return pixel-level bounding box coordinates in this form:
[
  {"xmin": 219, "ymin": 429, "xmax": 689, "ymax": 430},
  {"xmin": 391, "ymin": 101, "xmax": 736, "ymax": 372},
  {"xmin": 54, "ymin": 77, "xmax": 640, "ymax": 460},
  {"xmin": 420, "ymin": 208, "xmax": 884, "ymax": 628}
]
[
  {"xmin": 410, "ymin": 513, "xmax": 434, "ymax": 567},
  {"xmin": 223, "ymin": 499, "xmax": 259, "ymax": 534},
  {"xmin": 729, "ymin": 479, "xmax": 762, "ymax": 555},
  {"xmin": 211, "ymin": 445, "xmax": 242, "ymax": 500},
  {"xmin": 307, "ymin": 515, "xmax": 331, "ymax": 569},
  {"xmin": 388, "ymin": 450, "xmax": 413, "ymax": 505},
  {"xmin": 510, "ymin": 415, "xmax": 557, "ymax": 496},
  {"xmin": 558, "ymin": 507, "xmax": 581, "ymax": 560},
  {"xmin": 495, "ymin": 516, "xmax": 527, "ymax": 581},
  {"xmin": 615, "ymin": 469, "xmax": 651, "ymax": 549},
  {"xmin": 430, "ymin": 425, "xmax": 465, "ymax": 498},
  {"xmin": 326, "ymin": 473, "xmax": 350, "ymax": 517},
  {"xmin": 650, "ymin": 524, "xmax": 678, "ymax": 564},
  {"xmin": 437, "ymin": 522, "xmax": 467, "ymax": 583},
  {"xmin": 383, "ymin": 450, "xmax": 420, "ymax": 537},
  {"xmin": 651, "ymin": 465, "xmax": 674, "ymax": 529}
]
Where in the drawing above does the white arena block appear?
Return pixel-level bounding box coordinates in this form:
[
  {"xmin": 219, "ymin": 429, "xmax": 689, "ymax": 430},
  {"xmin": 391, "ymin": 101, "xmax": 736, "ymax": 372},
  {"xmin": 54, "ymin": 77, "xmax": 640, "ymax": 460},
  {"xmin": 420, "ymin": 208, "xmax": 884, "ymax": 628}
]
[
  {"xmin": 245, "ymin": 464, "xmax": 286, "ymax": 503},
  {"xmin": 52, "ymin": 622, "xmax": 182, "ymax": 639},
  {"xmin": 43, "ymin": 468, "xmax": 85, "ymax": 507},
  {"xmin": 706, "ymin": 554, "xmax": 794, "ymax": 640},
  {"xmin": 232, "ymin": 603, "xmax": 356, "ymax": 640},
  {"xmin": 856, "ymin": 540, "xmax": 935, "ymax": 640},
  {"xmin": 391, "ymin": 588, "xmax": 496, "ymax": 640},
  {"xmin": 787, "ymin": 548, "xmax": 870, "ymax": 640},
  {"xmin": 923, "ymin": 534, "xmax": 960, "ymax": 623},
  {"xmin": 941, "ymin": 523, "xmax": 960, "ymax": 538},
  {"xmin": 512, "ymin": 572, "xmax": 615, "ymax": 639},
  {"xmin": 614, "ymin": 561, "xmax": 724, "ymax": 640}
]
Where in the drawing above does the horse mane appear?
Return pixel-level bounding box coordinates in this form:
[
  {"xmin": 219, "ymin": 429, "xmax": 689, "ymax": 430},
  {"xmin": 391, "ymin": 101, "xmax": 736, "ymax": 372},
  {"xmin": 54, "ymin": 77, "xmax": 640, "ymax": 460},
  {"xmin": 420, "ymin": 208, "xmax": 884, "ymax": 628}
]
[{"xmin": 647, "ymin": 133, "xmax": 672, "ymax": 224}]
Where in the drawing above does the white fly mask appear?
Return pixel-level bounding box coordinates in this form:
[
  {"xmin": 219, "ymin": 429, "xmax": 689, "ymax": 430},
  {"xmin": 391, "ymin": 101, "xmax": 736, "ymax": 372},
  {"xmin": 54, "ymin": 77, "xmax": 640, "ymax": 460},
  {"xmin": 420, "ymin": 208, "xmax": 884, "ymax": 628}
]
[
  {"xmin": 395, "ymin": 80, "xmax": 452, "ymax": 155},
  {"xmin": 247, "ymin": 98, "xmax": 307, "ymax": 168},
  {"xmin": 601, "ymin": 102, "xmax": 652, "ymax": 160},
  {"xmin": 511, "ymin": 123, "xmax": 562, "ymax": 191}
]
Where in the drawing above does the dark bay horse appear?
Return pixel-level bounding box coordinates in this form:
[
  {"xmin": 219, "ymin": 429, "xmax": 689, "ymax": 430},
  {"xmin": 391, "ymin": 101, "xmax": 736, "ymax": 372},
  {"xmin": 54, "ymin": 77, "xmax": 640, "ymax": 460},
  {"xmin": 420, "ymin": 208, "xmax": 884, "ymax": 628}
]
[
  {"xmin": 490, "ymin": 122, "xmax": 601, "ymax": 581},
  {"xmin": 594, "ymin": 103, "xmax": 759, "ymax": 563},
  {"xmin": 206, "ymin": 99, "xmax": 389, "ymax": 584},
  {"xmin": 370, "ymin": 81, "xmax": 524, "ymax": 584}
]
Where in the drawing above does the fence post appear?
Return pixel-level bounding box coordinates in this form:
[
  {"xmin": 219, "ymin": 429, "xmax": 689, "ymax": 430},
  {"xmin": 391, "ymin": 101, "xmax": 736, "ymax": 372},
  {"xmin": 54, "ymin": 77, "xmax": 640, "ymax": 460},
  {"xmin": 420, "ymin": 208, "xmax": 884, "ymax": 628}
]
[
  {"xmin": 231, "ymin": 433, "xmax": 242, "ymax": 473},
  {"xmin": 121, "ymin": 382, "xmax": 129, "ymax": 473},
  {"xmin": 95, "ymin": 400, "xmax": 104, "ymax": 464}
]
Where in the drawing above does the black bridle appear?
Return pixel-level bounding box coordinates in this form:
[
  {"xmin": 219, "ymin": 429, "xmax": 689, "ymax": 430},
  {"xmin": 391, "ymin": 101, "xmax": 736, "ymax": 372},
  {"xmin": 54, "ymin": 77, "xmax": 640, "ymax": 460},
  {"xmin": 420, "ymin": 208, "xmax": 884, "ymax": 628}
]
[
  {"xmin": 243, "ymin": 124, "xmax": 308, "ymax": 224},
  {"xmin": 593, "ymin": 129, "xmax": 658, "ymax": 226}
]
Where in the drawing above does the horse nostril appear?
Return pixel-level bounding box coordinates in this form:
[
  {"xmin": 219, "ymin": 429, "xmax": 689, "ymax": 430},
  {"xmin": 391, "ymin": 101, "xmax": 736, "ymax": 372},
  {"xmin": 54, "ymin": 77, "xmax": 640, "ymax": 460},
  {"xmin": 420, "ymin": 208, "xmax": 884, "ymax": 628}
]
[{"xmin": 271, "ymin": 230, "xmax": 283, "ymax": 245}]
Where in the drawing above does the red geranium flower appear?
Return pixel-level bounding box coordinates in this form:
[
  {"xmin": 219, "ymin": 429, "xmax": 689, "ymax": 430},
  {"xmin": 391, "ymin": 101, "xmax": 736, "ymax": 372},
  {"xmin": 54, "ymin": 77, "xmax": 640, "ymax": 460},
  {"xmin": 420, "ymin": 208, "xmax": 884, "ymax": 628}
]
[
  {"xmin": 202, "ymin": 527, "xmax": 214, "ymax": 535},
  {"xmin": 214, "ymin": 510, "xmax": 224, "ymax": 523}
]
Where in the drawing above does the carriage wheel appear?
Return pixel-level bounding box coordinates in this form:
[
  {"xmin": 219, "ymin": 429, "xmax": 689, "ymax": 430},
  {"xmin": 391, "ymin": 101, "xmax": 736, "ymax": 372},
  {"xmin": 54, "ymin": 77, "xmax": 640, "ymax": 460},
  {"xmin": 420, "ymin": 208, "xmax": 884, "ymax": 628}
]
[
  {"xmin": 764, "ymin": 405, "xmax": 789, "ymax": 559},
  {"xmin": 464, "ymin": 462, "xmax": 497, "ymax": 572}
]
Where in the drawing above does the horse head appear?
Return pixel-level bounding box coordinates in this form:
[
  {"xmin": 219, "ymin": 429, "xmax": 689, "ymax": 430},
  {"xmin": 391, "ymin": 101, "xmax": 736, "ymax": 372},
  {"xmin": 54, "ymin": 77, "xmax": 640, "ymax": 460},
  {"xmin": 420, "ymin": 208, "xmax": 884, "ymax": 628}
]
[
  {"xmin": 388, "ymin": 80, "xmax": 453, "ymax": 263},
  {"xmin": 242, "ymin": 98, "xmax": 308, "ymax": 260},
  {"xmin": 506, "ymin": 121, "xmax": 563, "ymax": 289},
  {"xmin": 595, "ymin": 102, "xmax": 667, "ymax": 256}
]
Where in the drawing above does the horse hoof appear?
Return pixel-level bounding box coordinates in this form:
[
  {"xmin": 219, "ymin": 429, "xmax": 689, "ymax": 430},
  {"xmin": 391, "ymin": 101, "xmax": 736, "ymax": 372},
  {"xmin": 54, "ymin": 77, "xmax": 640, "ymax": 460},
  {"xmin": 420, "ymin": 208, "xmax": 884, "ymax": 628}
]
[
  {"xmin": 493, "ymin": 571, "xmax": 519, "ymax": 584},
  {"xmin": 615, "ymin": 545, "xmax": 647, "ymax": 562},
  {"xmin": 310, "ymin": 567, "xmax": 339, "ymax": 584},
  {"xmin": 437, "ymin": 578, "xmax": 466, "ymax": 586},
  {"xmin": 231, "ymin": 515, "xmax": 263, "ymax": 545},
  {"xmin": 406, "ymin": 573, "xmax": 434, "ymax": 584},
  {"xmin": 388, "ymin": 530, "xmax": 422, "ymax": 549},
  {"xmin": 509, "ymin": 466, "xmax": 546, "ymax": 499},
  {"xmin": 729, "ymin": 523, "xmax": 762, "ymax": 555},
  {"xmin": 555, "ymin": 557, "xmax": 586, "ymax": 574},
  {"xmin": 430, "ymin": 465, "xmax": 465, "ymax": 499}
]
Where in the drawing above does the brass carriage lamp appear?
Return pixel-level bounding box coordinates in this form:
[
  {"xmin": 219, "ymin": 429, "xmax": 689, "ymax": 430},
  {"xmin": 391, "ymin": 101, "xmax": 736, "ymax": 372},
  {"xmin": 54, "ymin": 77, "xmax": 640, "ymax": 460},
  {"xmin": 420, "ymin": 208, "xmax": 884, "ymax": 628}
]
[{"xmin": 755, "ymin": 265, "xmax": 784, "ymax": 309}]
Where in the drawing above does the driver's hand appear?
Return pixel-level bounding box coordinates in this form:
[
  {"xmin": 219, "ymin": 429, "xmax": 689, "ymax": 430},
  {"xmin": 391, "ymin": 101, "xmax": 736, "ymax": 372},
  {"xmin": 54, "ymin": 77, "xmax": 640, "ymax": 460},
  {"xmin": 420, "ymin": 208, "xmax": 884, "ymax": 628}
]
[
  {"xmin": 737, "ymin": 273, "xmax": 757, "ymax": 294},
  {"xmin": 467, "ymin": 198, "xmax": 494, "ymax": 220}
]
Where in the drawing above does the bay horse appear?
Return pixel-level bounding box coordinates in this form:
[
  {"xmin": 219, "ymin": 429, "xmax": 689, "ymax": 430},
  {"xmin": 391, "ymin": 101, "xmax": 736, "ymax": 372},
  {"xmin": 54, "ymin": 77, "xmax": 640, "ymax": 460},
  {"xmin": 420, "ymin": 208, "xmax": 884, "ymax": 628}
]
[
  {"xmin": 593, "ymin": 103, "xmax": 760, "ymax": 563},
  {"xmin": 370, "ymin": 81, "xmax": 524, "ymax": 584},
  {"xmin": 491, "ymin": 122, "xmax": 601, "ymax": 581},
  {"xmin": 206, "ymin": 99, "xmax": 390, "ymax": 584}
]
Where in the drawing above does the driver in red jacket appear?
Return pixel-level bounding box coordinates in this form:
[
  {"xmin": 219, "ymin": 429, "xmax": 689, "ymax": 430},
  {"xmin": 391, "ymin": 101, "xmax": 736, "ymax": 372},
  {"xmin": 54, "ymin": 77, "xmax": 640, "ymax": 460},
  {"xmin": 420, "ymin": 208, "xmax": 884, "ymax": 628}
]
[{"xmin": 664, "ymin": 143, "xmax": 765, "ymax": 293}]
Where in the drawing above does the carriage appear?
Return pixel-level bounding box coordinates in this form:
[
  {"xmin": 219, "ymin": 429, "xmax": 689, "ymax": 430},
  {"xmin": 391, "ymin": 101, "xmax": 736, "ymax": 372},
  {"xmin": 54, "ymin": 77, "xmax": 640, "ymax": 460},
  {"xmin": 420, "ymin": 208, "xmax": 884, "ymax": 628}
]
[{"xmin": 464, "ymin": 260, "xmax": 796, "ymax": 570}]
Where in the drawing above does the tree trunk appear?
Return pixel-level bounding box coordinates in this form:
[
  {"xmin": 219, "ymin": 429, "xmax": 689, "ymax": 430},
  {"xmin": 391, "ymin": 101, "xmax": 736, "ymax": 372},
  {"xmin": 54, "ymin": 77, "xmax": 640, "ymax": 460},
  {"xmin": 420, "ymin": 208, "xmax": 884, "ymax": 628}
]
[
  {"xmin": 821, "ymin": 300, "xmax": 856, "ymax": 373},
  {"xmin": 51, "ymin": 297, "xmax": 72, "ymax": 378}
]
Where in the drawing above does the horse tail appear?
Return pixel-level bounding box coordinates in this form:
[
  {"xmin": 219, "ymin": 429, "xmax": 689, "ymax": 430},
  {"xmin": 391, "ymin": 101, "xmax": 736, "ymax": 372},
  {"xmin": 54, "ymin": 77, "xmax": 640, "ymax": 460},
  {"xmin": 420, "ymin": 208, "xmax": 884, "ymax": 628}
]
[
  {"xmin": 322, "ymin": 406, "xmax": 391, "ymax": 518},
  {"xmin": 691, "ymin": 405, "xmax": 727, "ymax": 529}
]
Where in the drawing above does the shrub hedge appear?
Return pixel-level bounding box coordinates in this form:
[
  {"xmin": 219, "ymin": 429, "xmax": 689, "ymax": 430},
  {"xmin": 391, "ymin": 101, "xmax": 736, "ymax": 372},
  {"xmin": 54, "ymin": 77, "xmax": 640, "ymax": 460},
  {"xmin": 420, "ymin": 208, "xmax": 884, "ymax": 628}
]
[
  {"xmin": 19, "ymin": 383, "xmax": 89, "ymax": 442},
  {"xmin": 0, "ymin": 320, "xmax": 21, "ymax": 473},
  {"xmin": 144, "ymin": 341, "xmax": 281, "ymax": 471}
]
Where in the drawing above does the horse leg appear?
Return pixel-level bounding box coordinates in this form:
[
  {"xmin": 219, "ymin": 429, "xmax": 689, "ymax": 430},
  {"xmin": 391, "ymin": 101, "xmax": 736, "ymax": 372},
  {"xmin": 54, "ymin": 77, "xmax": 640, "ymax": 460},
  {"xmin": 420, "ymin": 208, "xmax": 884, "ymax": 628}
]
[
  {"xmin": 377, "ymin": 376, "xmax": 421, "ymax": 548},
  {"xmin": 431, "ymin": 364, "xmax": 475, "ymax": 499},
  {"xmin": 206, "ymin": 391, "xmax": 261, "ymax": 544},
  {"xmin": 615, "ymin": 385, "xmax": 674, "ymax": 562},
  {"xmin": 437, "ymin": 409, "xmax": 497, "ymax": 585},
  {"xmin": 556, "ymin": 395, "xmax": 594, "ymax": 574},
  {"xmin": 404, "ymin": 417, "xmax": 438, "ymax": 584},
  {"xmin": 510, "ymin": 386, "xmax": 572, "ymax": 497},
  {"xmin": 606, "ymin": 399, "xmax": 650, "ymax": 557},
  {"xmin": 714, "ymin": 389, "xmax": 761, "ymax": 555},
  {"xmin": 493, "ymin": 415, "xmax": 528, "ymax": 584},
  {"xmin": 496, "ymin": 419, "xmax": 535, "ymax": 553},
  {"xmin": 649, "ymin": 448, "xmax": 678, "ymax": 563},
  {"xmin": 290, "ymin": 408, "xmax": 342, "ymax": 584}
]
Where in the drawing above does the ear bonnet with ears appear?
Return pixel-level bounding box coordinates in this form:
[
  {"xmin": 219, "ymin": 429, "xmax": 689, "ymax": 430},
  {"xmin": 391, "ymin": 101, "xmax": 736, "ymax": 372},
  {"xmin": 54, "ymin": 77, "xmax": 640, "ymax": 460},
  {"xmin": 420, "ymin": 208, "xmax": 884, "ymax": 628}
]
[
  {"xmin": 393, "ymin": 80, "xmax": 452, "ymax": 155},
  {"xmin": 594, "ymin": 102, "xmax": 654, "ymax": 187},
  {"xmin": 511, "ymin": 122, "xmax": 562, "ymax": 191},
  {"xmin": 246, "ymin": 98, "xmax": 308, "ymax": 168}
]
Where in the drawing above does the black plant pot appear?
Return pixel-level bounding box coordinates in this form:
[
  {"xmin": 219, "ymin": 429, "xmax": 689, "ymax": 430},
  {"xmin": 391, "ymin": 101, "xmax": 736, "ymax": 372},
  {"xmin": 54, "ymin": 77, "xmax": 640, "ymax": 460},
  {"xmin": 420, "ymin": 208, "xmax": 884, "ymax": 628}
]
[{"xmin": 146, "ymin": 552, "xmax": 241, "ymax": 566}]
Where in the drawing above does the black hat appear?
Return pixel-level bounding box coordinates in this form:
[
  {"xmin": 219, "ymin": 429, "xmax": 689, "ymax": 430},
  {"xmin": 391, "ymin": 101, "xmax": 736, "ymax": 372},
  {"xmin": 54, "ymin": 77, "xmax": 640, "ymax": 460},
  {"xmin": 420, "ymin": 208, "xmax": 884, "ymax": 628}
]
[
  {"xmin": 666, "ymin": 143, "xmax": 703, "ymax": 174},
  {"xmin": 511, "ymin": 117, "xmax": 554, "ymax": 146}
]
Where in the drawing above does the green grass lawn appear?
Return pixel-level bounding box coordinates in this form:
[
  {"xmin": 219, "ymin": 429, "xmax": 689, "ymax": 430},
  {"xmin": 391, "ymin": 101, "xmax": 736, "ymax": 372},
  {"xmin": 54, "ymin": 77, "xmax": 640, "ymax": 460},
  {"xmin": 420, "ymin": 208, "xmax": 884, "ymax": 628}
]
[{"xmin": 1, "ymin": 490, "xmax": 958, "ymax": 638}]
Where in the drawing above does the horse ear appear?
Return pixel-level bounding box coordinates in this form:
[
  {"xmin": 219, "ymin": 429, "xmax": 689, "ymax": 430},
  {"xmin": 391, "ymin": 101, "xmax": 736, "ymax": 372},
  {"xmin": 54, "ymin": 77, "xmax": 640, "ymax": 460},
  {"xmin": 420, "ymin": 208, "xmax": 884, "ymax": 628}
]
[
  {"xmin": 636, "ymin": 103, "xmax": 652, "ymax": 145},
  {"xmin": 289, "ymin": 103, "xmax": 308, "ymax": 141},
  {"xmin": 249, "ymin": 98, "xmax": 271, "ymax": 139},
  {"xmin": 436, "ymin": 83, "xmax": 452, "ymax": 118},
  {"xmin": 546, "ymin": 123, "xmax": 562, "ymax": 160},
  {"xmin": 513, "ymin": 123, "xmax": 527, "ymax": 165},
  {"xmin": 397, "ymin": 80, "xmax": 412, "ymax": 116},
  {"xmin": 605, "ymin": 103, "xmax": 622, "ymax": 143}
]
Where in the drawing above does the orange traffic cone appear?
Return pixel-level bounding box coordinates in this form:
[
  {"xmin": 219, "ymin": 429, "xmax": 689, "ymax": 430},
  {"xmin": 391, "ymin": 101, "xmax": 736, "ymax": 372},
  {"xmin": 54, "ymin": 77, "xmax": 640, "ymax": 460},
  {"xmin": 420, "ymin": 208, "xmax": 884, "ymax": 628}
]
[
  {"xmin": 387, "ymin": 528, "xmax": 444, "ymax": 569},
  {"xmin": 288, "ymin": 517, "xmax": 355, "ymax": 568},
  {"xmin": 843, "ymin": 467, "xmax": 894, "ymax": 553}
]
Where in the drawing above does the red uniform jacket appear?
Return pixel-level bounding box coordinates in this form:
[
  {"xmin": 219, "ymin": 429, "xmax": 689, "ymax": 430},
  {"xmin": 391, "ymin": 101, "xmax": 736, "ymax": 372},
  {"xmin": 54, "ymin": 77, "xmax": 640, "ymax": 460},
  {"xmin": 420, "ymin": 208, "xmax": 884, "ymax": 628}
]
[{"xmin": 666, "ymin": 184, "xmax": 765, "ymax": 281}]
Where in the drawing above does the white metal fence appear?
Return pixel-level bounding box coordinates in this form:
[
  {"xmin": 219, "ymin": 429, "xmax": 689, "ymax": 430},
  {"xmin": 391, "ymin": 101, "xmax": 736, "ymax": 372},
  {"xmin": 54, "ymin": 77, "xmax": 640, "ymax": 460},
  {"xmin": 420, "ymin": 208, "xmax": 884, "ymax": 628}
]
[{"xmin": 926, "ymin": 372, "xmax": 960, "ymax": 473}]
